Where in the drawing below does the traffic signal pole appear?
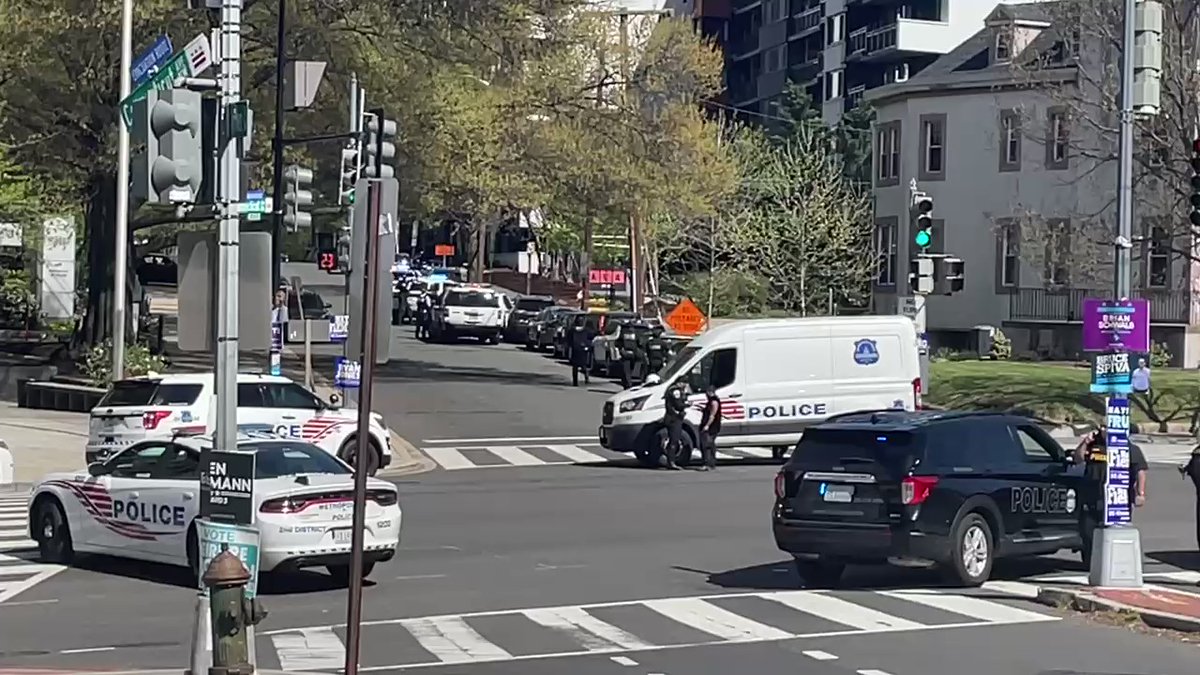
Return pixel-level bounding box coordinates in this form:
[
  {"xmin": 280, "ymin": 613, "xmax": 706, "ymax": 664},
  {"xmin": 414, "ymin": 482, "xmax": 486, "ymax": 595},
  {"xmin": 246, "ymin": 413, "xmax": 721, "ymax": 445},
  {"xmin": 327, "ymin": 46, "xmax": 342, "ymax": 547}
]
[
  {"xmin": 111, "ymin": 0, "xmax": 134, "ymax": 381},
  {"xmin": 270, "ymin": 0, "xmax": 288, "ymax": 288}
]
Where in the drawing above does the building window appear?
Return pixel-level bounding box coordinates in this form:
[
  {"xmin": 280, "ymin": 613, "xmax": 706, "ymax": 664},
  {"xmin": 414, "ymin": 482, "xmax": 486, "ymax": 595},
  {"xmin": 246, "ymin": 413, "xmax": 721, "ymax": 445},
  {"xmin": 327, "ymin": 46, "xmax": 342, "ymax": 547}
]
[
  {"xmin": 875, "ymin": 219, "xmax": 897, "ymax": 286},
  {"xmin": 824, "ymin": 68, "xmax": 844, "ymax": 100},
  {"xmin": 994, "ymin": 28, "xmax": 1012, "ymax": 62},
  {"xmin": 919, "ymin": 114, "xmax": 946, "ymax": 180},
  {"xmin": 764, "ymin": 45, "xmax": 785, "ymax": 73},
  {"xmin": 1044, "ymin": 219, "xmax": 1070, "ymax": 286},
  {"xmin": 999, "ymin": 110, "xmax": 1022, "ymax": 171},
  {"xmin": 1046, "ymin": 108, "xmax": 1070, "ymax": 169},
  {"xmin": 763, "ymin": 0, "xmax": 784, "ymax": 23},
  {"xmin": 1148, "ymin": 226, "xmax": 1170, "ymax": 288},
  {"xmin": 885, "ymin": 62, "xmax": 910, "ymax": 84},
  {"xmin": 826, "ymin": 12, "xmax": 845, "ymax": 46},
  {"xmin": 995, "ymin": 220, "xmax": 1020, "ymax": 291},
  {"xmin": 875, "ymin": 122, "xmax": 900, "ymax": 187}
]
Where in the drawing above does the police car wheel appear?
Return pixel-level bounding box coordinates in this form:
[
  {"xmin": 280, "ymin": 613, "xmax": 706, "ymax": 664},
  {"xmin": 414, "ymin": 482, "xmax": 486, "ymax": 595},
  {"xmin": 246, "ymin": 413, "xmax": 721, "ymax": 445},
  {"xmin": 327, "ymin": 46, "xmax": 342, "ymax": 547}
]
[
  {"xmin": 947, "ymin": 513, "xmax": 994, "ymax": 586},
  {"xmin": 34, "ymin": 499, "xmax": 73, "ymax": 565},
  {"xmin": 794, "ymin": 559, "xmax": 844, "ymax": 588},
  {"xmin": 339, "ymin": 437, "xmax": 382, "ymax": 476}
]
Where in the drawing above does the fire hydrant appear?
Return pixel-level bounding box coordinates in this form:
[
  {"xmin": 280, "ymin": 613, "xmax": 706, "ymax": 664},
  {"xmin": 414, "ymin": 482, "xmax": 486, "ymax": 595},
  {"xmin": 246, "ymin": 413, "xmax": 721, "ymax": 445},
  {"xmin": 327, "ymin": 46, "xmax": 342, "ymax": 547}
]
[{"xmin": 204, "ymin": 548, "xmax": 268, "ymax": 675}]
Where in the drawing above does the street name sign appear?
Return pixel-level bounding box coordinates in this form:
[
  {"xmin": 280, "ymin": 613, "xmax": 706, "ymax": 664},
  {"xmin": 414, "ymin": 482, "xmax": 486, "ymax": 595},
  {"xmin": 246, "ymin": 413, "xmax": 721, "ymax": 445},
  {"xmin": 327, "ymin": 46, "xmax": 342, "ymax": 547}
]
[
  {"xmin": 131, "ymin": 35, "xmax": 174, "ymax": 87},
  {"xmin": 120, "ymin": 33, "xmax": 214, "ymax": 129}
]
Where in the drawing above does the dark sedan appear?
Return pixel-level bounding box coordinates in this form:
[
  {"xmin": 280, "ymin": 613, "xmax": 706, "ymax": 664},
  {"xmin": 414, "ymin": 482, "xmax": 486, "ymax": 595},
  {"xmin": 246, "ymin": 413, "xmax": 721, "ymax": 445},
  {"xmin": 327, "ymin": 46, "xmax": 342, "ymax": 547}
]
[{"xmin": 505, "ymin": 295, "xmax": 555, "ymax": 343}]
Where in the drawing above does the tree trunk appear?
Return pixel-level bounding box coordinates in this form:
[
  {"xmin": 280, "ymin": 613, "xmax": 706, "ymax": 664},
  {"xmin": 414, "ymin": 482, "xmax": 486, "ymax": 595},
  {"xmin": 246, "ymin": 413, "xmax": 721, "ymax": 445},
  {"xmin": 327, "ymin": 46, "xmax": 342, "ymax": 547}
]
[{"xmin": 79, "ymin": 172, "xmax": 118, "ymax": 349}]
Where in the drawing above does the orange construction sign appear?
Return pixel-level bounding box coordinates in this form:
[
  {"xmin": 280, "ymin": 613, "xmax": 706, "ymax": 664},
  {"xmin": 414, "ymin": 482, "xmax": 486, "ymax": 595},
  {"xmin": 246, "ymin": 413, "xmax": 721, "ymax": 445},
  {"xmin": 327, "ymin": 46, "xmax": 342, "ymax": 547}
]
[
  {"xmin": 664, "ymin": 298, "xmax": 707, "ymax": 336},
  {"xmin": 434, "ymin": 244, "xmax": 455, "ymax": 257}
]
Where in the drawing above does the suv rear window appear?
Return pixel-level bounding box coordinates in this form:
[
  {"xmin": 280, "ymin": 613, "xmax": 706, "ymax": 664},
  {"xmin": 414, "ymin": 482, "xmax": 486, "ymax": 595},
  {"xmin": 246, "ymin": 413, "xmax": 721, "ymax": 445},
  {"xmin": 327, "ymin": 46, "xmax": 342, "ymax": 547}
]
[
  {"xmin": 792, "ymin": 428, "xmax": 921, "ymax": 471},
  {"xmin": 445, "ymin": 291, "xmax": 500, "ymax": 307},
  {"xmin": 98, "ymin": 380, "xmax": 204, "ymax": 407},
  {"xmin": 516, "ymin": 298, "xmax": 552, "ymax": 311}
]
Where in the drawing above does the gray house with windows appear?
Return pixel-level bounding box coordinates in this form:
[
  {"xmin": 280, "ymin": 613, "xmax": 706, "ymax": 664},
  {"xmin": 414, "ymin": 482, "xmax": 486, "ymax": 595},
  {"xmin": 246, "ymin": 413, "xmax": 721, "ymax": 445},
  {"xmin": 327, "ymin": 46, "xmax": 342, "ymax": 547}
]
[{"xmin": 865, "ymin": 2, "xmax": 1200, "ymax": 366}]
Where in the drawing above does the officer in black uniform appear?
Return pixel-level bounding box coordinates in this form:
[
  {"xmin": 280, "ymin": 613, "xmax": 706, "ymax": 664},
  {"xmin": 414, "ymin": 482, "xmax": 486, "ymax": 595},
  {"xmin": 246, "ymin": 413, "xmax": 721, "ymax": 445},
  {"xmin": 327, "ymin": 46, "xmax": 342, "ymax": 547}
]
[
  {"xmin": 571, "ymin": 323, "xmax": 592, "ymax": 387},
  {"xmin": 1073, "ymin": 428, "xmax": 1149, "ymax": 556},
  {"xmin": 661, "ymin": 382, "xmax": 688, "ymax": 470},
  {"xmin": 415, "ymin": 290, "xmax": 433, "ymax": 340},
  {"xmin": 698, "ymin": 385, "xmax": 722, "ymax": 471},
  {"xmin": 1179, "ymin": 447, "xmax": 1200, "ymax": 551},
  {"xmin": 616, "ymin": 321, "xmax": 640, "ymax": 389}
]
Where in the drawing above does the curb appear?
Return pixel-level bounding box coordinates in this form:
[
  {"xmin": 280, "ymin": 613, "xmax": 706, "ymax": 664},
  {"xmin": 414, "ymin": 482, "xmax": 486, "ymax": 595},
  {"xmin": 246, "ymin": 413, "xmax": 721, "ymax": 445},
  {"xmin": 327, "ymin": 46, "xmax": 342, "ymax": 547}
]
[
  {"xmin": 1035, "ymin": 585, "xmax": 1200, "ymax": 633},
  {"xmin": 378, "ymin": 431, "xmax": 436, "ymax": 478}
]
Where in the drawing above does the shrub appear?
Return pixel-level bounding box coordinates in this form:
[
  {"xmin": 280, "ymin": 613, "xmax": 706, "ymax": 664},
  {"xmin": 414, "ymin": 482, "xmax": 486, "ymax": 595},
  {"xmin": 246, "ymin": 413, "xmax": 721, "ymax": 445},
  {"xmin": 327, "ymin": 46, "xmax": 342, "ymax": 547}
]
[
  {"xmin": 80, "ymin": 340, "xmax": 167, "ymax": 387},
  {"xmin": 990, "ymin": 328, "xmax": 1012, "ymax": 360},
  {"xmin": 1149, "ymin": 341, "xmax": 1172, "ymax": 368}
]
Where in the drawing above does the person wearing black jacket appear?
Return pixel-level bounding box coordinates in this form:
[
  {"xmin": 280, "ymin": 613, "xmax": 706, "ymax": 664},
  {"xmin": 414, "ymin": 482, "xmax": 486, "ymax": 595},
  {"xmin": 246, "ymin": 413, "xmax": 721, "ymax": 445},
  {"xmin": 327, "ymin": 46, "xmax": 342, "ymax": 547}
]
[
  {"xmin": 698, "ymin": 386, "xmax": 721, "ymax": 471},
  {"xmin": 1179, "ymin": 447, "xmax": 1200, "ymax": 551},
  {"xmin": 571, "ymin": 324, "xmax": 593, "ymax": 387},
  {"xmin": 661, "ymin": 382, "xmax": 688, "ymax": 470}
]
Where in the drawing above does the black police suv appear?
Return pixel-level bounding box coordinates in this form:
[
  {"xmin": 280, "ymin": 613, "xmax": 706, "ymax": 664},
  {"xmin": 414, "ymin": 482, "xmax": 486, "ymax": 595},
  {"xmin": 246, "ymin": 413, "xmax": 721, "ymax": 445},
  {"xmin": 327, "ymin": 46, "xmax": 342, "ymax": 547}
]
[{"xmin": 773, "ymin": 410, "xmax": 1088, "ymax": 587}]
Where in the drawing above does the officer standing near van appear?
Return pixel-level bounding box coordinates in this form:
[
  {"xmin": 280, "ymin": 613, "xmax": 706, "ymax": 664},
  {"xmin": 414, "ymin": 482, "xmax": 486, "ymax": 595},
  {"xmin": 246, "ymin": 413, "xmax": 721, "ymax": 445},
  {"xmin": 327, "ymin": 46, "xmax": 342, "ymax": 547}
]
[
  {"xmin": 571, "ymin": 323, "xmax": 592, "ymax": 387},
  {"xmin": 698, "ymin": 386, "xmax": 721, "ymax": 471},
  {"xmin": 661, "ymin": 382, "xmax": 688, "ymax": 470}
]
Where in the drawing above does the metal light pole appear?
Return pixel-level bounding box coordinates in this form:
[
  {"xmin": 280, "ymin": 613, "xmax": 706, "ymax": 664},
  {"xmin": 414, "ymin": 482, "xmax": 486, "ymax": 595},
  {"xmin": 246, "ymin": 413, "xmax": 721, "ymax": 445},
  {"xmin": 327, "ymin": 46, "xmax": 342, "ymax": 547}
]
[
  {"xmin": 1114, "ymin": 0, "xmax": 1136, "ymax": 299},
  {"xmin": 111, "ymin": 0, "xmax": 134, "ymax": 380},
  {"xmin": 342, "ymin": 110, "xmax": 385, "ymax": 675},
  {"xmin": 270, "ymin": 0, "xmax": 287, "ymax": 287}
]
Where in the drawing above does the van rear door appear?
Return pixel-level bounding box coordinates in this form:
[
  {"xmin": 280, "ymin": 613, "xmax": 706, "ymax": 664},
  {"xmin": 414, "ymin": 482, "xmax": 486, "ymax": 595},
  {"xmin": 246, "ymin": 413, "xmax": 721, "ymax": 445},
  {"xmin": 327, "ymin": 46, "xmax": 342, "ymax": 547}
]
[
  {"xmin": 778, "ymin": 427, "xmax": 922, "ymax": 526},
  {"xmin": 829, "ymin": 319, "xmax": 920, "ymax": 412}
]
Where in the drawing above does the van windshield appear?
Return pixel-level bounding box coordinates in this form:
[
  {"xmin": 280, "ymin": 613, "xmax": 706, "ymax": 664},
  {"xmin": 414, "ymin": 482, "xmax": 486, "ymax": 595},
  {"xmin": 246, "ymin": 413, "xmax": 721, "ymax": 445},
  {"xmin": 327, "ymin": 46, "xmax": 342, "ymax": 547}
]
[{"xmin": 658, "ymin": 346, "xmax": 701, "ymax": 382}]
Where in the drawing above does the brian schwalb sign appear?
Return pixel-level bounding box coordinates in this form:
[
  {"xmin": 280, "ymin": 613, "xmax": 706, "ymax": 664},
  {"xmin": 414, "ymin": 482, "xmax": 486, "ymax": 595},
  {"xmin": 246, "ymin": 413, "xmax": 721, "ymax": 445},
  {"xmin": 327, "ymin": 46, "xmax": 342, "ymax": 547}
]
[{"xmin": 201, "ymin": 450, "xmax": 256, "ymax": 524}]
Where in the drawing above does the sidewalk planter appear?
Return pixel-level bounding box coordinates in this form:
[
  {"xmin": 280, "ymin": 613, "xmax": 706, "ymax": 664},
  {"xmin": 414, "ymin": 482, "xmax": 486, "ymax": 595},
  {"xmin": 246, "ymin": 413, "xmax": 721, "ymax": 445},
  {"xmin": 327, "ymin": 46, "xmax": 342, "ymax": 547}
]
[{"xmin": 16, "ymin": 378, "xmax": 105, "ymax": 412}]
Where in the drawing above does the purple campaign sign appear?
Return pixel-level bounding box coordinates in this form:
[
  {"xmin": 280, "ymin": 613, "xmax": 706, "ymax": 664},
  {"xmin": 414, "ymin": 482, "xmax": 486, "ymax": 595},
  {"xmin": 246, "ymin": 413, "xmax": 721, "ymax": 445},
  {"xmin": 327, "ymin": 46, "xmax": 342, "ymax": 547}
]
[{"xmin": 1082, "ymin": 298, "xmax": 1149, "ymax": 352}]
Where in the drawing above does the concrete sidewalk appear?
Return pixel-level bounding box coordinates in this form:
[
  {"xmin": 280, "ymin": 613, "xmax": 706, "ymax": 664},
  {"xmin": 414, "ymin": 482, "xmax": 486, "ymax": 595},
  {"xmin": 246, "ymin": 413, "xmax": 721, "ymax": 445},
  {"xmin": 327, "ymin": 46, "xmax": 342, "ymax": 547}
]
[{"xmin": 1037, "ymin": 582, "xmax": 1200, "ymax": 632}]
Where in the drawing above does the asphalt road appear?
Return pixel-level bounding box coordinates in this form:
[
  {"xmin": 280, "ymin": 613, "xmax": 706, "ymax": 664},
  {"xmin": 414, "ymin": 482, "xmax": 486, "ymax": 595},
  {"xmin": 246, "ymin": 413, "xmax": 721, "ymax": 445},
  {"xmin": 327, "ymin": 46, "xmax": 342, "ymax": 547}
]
[{"xmin": 2, "ymin": 324, "xmax": 1199, "ymax": 673}]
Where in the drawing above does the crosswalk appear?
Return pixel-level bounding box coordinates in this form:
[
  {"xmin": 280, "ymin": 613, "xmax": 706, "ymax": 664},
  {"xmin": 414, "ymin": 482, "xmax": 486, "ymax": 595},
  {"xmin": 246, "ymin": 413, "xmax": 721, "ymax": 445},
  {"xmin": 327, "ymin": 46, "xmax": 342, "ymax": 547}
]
[
  {"xmin": 262, "ymin": 582, "xmax": 1056, "ymax": 671},
  {"xmin": 0, "ymin": 495, "xmax": 64, "ymax": 604},
  {"xmin": 421, "ymin": 441, "xmax": 782, "ymax": 471}
]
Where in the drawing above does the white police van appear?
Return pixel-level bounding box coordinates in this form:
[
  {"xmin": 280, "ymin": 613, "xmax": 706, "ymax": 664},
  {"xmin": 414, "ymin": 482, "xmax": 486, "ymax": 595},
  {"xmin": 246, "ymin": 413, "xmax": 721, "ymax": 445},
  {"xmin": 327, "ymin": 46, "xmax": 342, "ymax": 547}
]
[
  {"xmin": 87, "ymin": 373, "xmax": 393, "ymax": 474},
  {"xmin": 599, "ymin": 317, "xmax": 922, "ymax": 467},
  {"xmin": 30, "ymin": 433, "xmax": 402, "ymax": 582}
]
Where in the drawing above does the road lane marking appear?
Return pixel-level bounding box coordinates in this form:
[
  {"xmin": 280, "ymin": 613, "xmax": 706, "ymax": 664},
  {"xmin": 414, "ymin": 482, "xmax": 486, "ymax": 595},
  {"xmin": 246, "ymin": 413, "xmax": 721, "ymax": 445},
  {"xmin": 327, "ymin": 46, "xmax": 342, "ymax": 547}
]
[
  {"xmin": 271, "ymin": 627, "xmax": 346, "ymax": 671},
  {"xmin": 524, "ymin": 606, "xmax": 653, "ymax": 651},
  {"xmin": 395, "ymin": 574, "xmax": 448, "ymax": 581},
  {"xmin": 729, "ymin": 447, "xmax": 775, "ymax": 459},
  {"xmin": 880, "ymin": 590, "xmax": 1066, "ymax": 624},
  {"xmin": 545, "ymin": 444, "xmax": 608, "ymax": 463},
  {"xmin": 610, "ymin": 656, "xmax": 639, "ymax": 666},
  {"xmin": 858, "ymin": 670, "xmax": 894, "ymax": 675},
  {"xmin": 424, "ymin": 447, "xmax": 476, "ymax": 471},
  {"xmin": 979, "ymin": 580, "xmax": 1041, "ymax": 599},
  {"xmin": 424, "ymin": 436, "xmax": 596, "ymax": 444},
  {"xmin": 0, "ymin": 564, "xmax": 66, "ymax": 605},
  {"xmin": 486, "ymin": 446, "xmax": 544, "ymax": 466},
  {"xmin": 643, "ymin": 598, "xmax": 792, "ymax": 641},
  {"xmin": 803, "ymin": 650, "xmax": 838, "ymax": 660},
  {"xmin": 60, "ymin": 646, "xmax": 116, "ymax": 654},
  {"xmin": 764, "ymin": 591, "xmax": 924, "ymax": 631},
  {"xmin": 400, "ymin": 617, "xmax": 512, "ymax": 663}
]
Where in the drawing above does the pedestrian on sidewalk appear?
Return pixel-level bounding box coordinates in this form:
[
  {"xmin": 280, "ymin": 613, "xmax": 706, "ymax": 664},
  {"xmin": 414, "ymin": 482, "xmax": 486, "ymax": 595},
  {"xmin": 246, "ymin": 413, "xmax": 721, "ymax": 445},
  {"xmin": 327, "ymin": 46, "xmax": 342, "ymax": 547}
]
[
  {"xmin": 698, "ymin": 386, "xmax": 721, "ymax": 471},
  {"xmin": 1179, "ymin": 446, "xmax": 1200, "ymax": 551}
]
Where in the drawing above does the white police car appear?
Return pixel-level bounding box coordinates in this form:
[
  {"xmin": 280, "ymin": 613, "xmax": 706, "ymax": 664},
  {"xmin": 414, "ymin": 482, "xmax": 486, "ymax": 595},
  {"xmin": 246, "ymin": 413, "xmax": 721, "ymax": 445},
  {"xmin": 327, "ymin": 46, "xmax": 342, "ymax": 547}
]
[
  {"xmin": 86, "ymin": 372, "xmax": 393, "ymax": 474},
  {"xmin": 30, "ymin": 433, "xmax": 402, "ymax": 582}
]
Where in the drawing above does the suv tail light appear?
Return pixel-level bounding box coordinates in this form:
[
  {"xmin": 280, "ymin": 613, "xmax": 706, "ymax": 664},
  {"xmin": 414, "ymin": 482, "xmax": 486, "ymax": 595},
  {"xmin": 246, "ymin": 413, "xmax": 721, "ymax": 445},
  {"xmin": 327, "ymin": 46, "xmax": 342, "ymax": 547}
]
[
  {"xmin": 142, "ymin": 410, "xmax": 173, "ymax": 430},
  {"xmin": 774, "ymin": 472, "xmax": 786, "ymax": 499},
  {"xmin": 901, "ymin": 476, "xmax": 938, "ymax": 505},
  {"xmin": 912, "ymin": 377, "xmax": 923, "ymax": 409}
]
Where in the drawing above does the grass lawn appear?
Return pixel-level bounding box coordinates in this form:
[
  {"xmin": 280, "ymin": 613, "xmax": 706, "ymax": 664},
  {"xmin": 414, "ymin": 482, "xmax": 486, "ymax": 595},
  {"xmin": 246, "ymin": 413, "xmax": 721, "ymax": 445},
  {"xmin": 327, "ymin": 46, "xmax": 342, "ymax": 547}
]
[{"xmin": 927, "ymin": 360, "xmax": 1200, "ymax": 431}]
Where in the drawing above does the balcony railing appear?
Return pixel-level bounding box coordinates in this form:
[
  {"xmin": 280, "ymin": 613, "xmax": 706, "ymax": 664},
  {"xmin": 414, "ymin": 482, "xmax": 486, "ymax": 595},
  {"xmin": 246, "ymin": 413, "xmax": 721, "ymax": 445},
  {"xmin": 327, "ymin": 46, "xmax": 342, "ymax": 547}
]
[
  {"xmin": 1007, "ymin": 287, "xmax": 1190, "ymax": 325},
  {"xmin": 789, "ymin": 6, "xmax": 822, "ymax": 37},
  {"xmin": 847, "ymin": 23, "xmax": 898, "ymax": 57},
  {"xmin": 788, "ymin": 57, "xmax": 820, "ymax": 83}
]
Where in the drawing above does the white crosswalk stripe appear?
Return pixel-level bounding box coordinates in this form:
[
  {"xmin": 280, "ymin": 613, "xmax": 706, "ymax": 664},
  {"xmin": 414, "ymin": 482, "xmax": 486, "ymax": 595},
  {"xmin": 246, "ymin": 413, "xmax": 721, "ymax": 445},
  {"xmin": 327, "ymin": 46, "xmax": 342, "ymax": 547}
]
[
  {"xmin": 263, "ymin": 583, "xmax": 1057, "ymax": 671},
  {"xmin": 0, "ymin": 495, "xmax": 65, "ymax": 605},
  {"xmin": 420, "ymin": 442, "xmax": 784, "ymax": 471}
]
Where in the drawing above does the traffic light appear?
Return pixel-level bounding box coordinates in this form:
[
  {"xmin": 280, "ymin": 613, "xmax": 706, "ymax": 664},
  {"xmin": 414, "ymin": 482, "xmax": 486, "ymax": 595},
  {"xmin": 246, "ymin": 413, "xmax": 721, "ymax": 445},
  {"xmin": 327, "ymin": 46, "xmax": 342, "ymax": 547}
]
[
  {"xmin": 282, "ymin": 164, "xmax": 314, "ymax": 231},
  {"xmin": 339, "ymin": 143, "xmax": 359, "ymax": 206},
  {"xmin": 912, "ymin": 193, "xmax": 934, "ymax": 250},
  {"xmin": 131, "ymin": 88, "xmax": 204, "ymax": 204},
  {"xmin": 909, "ymin": 255, "xmax": 934, "ymax": 294},
  {"xmin": 317, "ymin": 247, "xmax": 338, "ymax": 272},
  {"xmin": 363, "ymin": 113, "xmax": 397, "ymax": 178},
  {"xmin": 933, "ymin": 256, "xmax": 965, "ymax": 295},
  {"xmin": 1190, "ymin": 138, "xmax": 1200, "ymax": 227}
]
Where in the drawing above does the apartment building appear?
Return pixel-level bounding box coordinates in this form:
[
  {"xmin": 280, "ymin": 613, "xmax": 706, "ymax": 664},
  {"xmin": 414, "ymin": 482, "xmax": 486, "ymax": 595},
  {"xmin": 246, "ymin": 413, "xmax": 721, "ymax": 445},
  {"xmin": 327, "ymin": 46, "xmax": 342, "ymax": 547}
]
[
  {"xmin": 710, "ymin": 0, "xmax": 1033, "ymax": 125},
  {"xmin": 866, "ymin": 2, "xmax": 1200, "ymax": 366}
]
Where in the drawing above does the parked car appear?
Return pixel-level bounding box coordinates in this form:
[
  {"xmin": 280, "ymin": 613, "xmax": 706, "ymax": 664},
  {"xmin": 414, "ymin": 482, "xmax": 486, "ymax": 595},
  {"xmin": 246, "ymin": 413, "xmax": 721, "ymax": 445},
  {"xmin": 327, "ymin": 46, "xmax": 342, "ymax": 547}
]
[
  {"xmin": 525, "ymin": 306, "xmax": 570, "ymax": 351},
  {"xmin": 505, "ymin": 295, "xmax": 555, "ymax": 343}
]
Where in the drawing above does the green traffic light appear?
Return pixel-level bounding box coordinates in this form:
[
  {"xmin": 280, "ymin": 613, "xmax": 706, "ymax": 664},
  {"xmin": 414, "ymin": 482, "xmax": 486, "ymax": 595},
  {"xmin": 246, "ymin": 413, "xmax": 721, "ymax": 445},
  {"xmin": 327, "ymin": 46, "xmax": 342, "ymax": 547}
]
[
  {"xmin": 347, "ymin": 191, "xmax": 355, "ymax": 204},
  {"xmin": 914, "ymin": 230, "xmax": 932, "ymax": 248}
]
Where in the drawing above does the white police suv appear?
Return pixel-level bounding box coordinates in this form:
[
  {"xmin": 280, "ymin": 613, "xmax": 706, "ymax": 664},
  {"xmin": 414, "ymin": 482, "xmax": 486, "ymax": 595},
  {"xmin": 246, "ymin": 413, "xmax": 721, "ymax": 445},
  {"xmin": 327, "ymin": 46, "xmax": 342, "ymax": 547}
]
[
  {"xmin": 30, "ymin": 433, "xmax": 402, "ymax": 582},
  {"xmin": 86, "ymin": 373, "xmax": 393, "ymax": 474}
]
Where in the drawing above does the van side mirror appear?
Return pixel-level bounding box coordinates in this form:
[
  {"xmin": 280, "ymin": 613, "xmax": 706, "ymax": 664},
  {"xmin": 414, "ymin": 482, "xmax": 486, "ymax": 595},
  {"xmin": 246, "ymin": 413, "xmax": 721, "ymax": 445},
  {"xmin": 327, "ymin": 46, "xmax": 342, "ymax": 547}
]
[
  {"xmin": 328, "ymin": 393, "xmax": 342, "ymax": 410},
  {"xmin": 87, "ymin": 462, "xmax": 108, "ymax": 477}
]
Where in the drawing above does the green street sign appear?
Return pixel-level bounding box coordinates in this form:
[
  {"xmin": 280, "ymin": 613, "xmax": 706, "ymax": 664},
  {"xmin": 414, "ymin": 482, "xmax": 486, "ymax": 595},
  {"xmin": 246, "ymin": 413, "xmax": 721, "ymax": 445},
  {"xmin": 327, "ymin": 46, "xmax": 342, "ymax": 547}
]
[{"xmin": 120, "ymin": 51, "xmax": 190, "ymax": 129}]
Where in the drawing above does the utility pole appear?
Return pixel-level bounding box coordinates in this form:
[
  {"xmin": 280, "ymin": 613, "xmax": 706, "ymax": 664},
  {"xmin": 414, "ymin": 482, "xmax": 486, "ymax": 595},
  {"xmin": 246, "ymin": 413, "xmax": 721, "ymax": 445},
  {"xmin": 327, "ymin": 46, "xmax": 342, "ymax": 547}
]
[
  {"xmin": 214, "ymin": 0, "xmax": 243, "ymax": 455},
  {"xmin": 111, "ymin": 0, "xmax": 134, "ymax": 380},
  {"xmin": 1114, "ymin": 0, "xmax": 1136, "ymax": 300},
  {"xmin": 270, "ymin": 0, "xmax": 288, "ymax": 287}
]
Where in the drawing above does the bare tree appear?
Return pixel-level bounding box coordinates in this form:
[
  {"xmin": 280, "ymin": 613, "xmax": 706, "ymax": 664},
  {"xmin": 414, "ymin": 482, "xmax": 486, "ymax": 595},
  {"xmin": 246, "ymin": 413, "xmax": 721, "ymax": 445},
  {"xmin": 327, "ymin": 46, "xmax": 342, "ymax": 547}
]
[{"xmin": 1008, "ymin": 0, "xmax": 1200, "ymax": 284}]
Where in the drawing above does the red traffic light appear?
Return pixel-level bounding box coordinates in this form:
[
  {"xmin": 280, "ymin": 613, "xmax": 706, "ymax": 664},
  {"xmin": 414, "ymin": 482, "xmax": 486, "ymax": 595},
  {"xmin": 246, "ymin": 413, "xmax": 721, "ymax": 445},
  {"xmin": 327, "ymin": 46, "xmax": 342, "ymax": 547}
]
[{"xmin": 317, "ymin": 249, "xmax": 338, "ymax": 271}]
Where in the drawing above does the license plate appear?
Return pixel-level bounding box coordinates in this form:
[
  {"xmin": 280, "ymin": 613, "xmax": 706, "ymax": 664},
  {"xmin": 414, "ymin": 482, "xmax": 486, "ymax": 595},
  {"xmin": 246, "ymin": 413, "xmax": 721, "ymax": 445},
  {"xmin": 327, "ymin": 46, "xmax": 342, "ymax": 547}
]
[
  {"xmin": 332, "ymin": 529, "xmax": 352, "ymax": 544},
  {"xmin": 822, "ymin": 484, "xmax": 854, "ymax": 503}
]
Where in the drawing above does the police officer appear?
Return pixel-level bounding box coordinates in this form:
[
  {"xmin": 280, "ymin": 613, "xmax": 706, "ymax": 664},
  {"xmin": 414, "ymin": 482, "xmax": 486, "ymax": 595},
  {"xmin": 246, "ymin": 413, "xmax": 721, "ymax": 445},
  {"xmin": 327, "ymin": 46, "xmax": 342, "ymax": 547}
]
[
  {"xmin": 415, "ymin": 290, "xmax": 433, "ymax": 339},
  {"xmin": 1179, "ymin": 446, "xmax": 1200, "ymax": 551},
  {"xmin": 661, "ymin": 381, "xmax": 688, "ymax": 470},
  {"xmin": 1073, "ymin": 428, "xmax": 1149, "ymax": 553},
  {"xmin": 698, "ymin": 385, "xmax": 721, "ymax": 471},
  {"xmin": 571, "ymin": 322, "xmax": 593, "ymax": 387},
  {"xmin": 616, "ymin": 321, "xmax": 640, "ymax": 389}
]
